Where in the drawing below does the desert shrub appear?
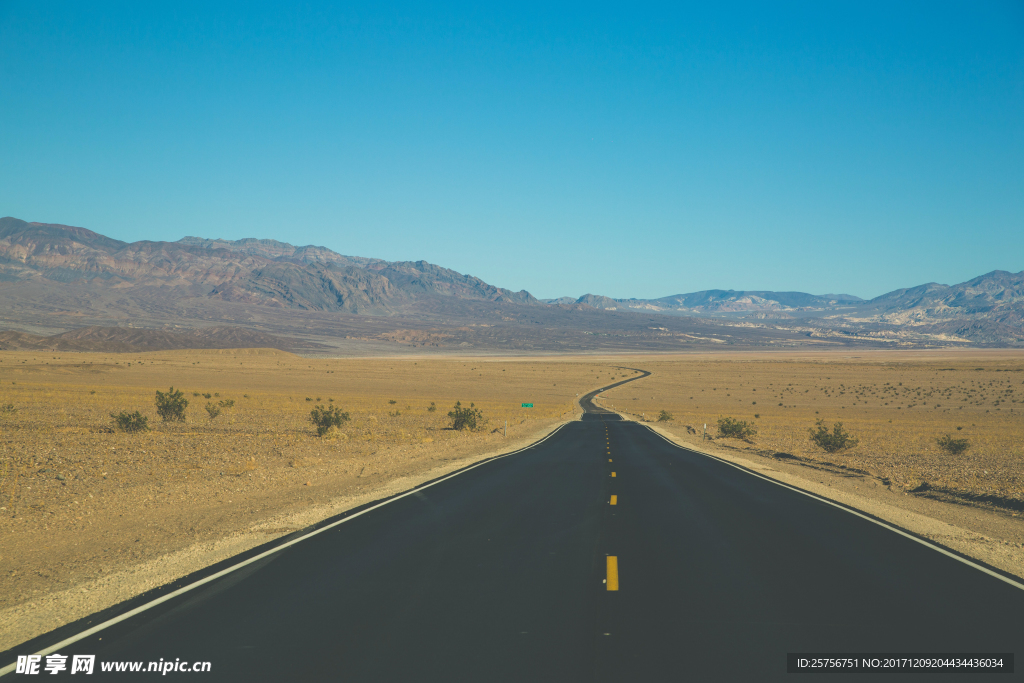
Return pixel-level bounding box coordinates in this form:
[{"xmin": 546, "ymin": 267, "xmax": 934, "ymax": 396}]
[
  {"xmin": 388, "ymin": 399, "xmax": 397, "ymax": 405},
  {"xmin": 310, "ymin": 404, "xmax": 350, "ymax": 436},
  {"xmin": 0, "ymin": 403, "xmax": 15, "ymax": 416},
  {"xmin": 657, "ymin": 410, "xmax": 673, "ymax": 422},
  {"xmin": 155, "ymin": 387, "xmax": 188, "ymax": 422},
  {"xmin": 202, "ymin": 393, "xmax": 212, "ymax": 399},
  {"xmin": 111, "ymin": 411, "xmax": 149, "ymax": 433},
  {"xmin": 936, "ymin": 434, "xmax": 970, "ymax": 455},
  {"xmin": 389, "ymin": 410, "xmax": 401, "ymax": 417},
  {"xmin": 427, "ymin": 402, "xmax": 436, "ymax": 413},
  {"xmin": 306, "ymin": 397, "xmax": 313, "ymax": 401},
  {"xmin": 718, "ymin": 416, "xmax": 757, "ymax": 440},
  {"xmin": 205, "ymin": 402, "xmax": 222, "ymax": 420},
  {"xmin": 218, "ymin": 399, "xmax": 235, "ymax": 408},
  {"xmin": 808, "ymin": 419, "xmax": 858, "ymax": 453},
  {"xmin": 448, "ymin": 401, "xmax": 484, "ymax": 431}
]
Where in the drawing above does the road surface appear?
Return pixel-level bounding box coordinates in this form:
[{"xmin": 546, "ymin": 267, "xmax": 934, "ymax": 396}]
[{"xmin": 3, "ymin": 370, "xmax": 1021, "ymax": 680}]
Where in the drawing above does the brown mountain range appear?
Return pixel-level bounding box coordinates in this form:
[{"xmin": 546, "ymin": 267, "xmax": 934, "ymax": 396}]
[
  {"xmin": 0, "ymin": 217, "xmax": 535, "ymax": 315},
  {"xmin": 0, "ymin": 217, "xmax": 1020, "ymax": 350}
]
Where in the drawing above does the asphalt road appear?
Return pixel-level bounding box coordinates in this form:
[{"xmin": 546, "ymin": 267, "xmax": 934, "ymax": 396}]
[{"xmin": 4, "ymin": 372, "xmax": 1022, "ymax": 681}]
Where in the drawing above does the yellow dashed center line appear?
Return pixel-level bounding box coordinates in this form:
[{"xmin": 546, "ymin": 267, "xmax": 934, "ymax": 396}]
[
  {"xmin": 602, "ymin": 427, "xmax": 619, "ymax": 592},
  {"xmin": 606, "ymin": 556, "xmax": 619, "ymax": 591}
]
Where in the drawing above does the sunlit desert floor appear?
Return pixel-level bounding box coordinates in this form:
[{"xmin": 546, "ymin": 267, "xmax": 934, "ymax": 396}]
[
  {"xmin": 1, "ymin": 347, "xmax": 1021, "ymax": 649},
  {"xmin": 602, "ymin": 349, "xmax": 1024, "ymax": 509}
]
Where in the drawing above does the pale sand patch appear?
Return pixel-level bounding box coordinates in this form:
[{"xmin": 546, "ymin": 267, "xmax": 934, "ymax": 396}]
[{"xmin": 0, "ymin": 415, "xmax": 579, "ymax": 652}]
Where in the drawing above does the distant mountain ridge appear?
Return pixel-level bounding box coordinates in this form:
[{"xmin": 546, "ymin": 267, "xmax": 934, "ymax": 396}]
[
  {"xmin": 543, "ymin": 272, "xmax": 1024, "ymax": 343},
  {"xmin": 0, "ymin": 217, "xmax": 1021, "ymax": 346},
  {"xmin": 0, "ymin": 217, "xmax": 536, "ymax": 314},
  {"xmin": 553, "ymin": 290, "xmax": 864, "ymax": 315}
]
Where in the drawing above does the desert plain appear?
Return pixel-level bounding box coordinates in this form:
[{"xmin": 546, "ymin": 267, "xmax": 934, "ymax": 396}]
[{"xmin": 0, "ymin": 347, "xmax": 1022, "ymax": 650}]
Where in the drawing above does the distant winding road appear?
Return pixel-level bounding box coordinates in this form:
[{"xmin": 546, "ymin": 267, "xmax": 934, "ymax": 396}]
[{"xmin": 3, "ymin": 368, "xmax": 1022, "ymax": 680}]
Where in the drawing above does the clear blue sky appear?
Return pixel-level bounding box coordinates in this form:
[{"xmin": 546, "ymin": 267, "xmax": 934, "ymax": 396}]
[{"xmin": 1, "ymin": 2, "xmax": 1022, "ymax": 300}]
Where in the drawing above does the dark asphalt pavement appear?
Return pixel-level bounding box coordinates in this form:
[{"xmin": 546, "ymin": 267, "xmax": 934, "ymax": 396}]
[{"xmin": 4, "ymin": 373, "xmax": 1022, "ymax": 681}]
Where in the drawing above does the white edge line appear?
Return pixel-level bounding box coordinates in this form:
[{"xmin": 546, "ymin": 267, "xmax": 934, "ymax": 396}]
[
  {"xmin": 0, "ymin": 422, "xmax": 571, "ymax": 676},
  {"xmin": 641, "ymin": 424, "xmax": 1024, "ymax": 593}
]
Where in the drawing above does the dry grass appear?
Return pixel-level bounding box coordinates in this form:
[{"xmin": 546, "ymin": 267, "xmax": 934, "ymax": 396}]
[{"xmin": 601, "ymin": 350, "xmax": 1024, "ymax": 513}]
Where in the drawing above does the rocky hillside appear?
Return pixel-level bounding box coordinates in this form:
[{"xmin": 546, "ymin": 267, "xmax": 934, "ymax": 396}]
[
  {"xmin": 562, "ymin": 290, "xmax": 863, "ymax": 314},
  {"xmin": 864, "ymin": 271, "xmax": 1024, "ymax": 324},
  {"xmin": 0, "ymin": 217, "xmax": 536, "ymax": 315},
  {"xmin": 846, "ymin": 271, "xmax": 1024, "ymax": 344},
  {"xmin": 547, "ymin": 274, "xmax": 1024, "ymax": 344}
]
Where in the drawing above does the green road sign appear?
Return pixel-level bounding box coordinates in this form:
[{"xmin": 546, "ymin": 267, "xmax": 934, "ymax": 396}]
[{"xmin": 521, "ymin": 403, "xmax": 533, "ymax": 408}]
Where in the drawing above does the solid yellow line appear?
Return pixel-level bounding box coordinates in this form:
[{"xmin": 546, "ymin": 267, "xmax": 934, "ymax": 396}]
[
  {"xmin": 611, "ymin": 472, "xmax": 616, "ymax": 477},
  {"xmin": 607, "ymin": 556, "xmax": 619, "ymax": 590},
  {"xmin": 610, "ymin": 495, "xmax": 617, "ymax": 505}
]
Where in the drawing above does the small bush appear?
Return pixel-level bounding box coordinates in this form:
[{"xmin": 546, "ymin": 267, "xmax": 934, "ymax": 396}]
[
  {"xmin": 205, "ymin": 402, "xmax": 222, "ymax": 420},
  {"xmin": 809, "ymin": 420, "xmax": 858, "ymax": 453},
  {"xmin": 448, "ymin": 401, "xmax": 484, "ymax": 431},
  {"xmin": 718, "ymin": 416, "xmax": 757, "ymax": 440},
  {"xmin": 155, "ymin": 387, "xmax": 188, "ymax": 422},
  {"xmin": 657, "ymin": 410, "xmax": 673, "ymax": 422},
  {"xmin": 306, "ymin": 397, "xmax": 313, "ymax": 401},
  {"xmin": 389, "ymin": 410, "xmax": 401, "ymax": 417},
  {"xmin": 310, "ymin": 404, "xmax": 350, "ymax": 436},
  {"xmin": 111, "ymin": 411, "xmax": 149, "ymax": 433},
  {"xmin": 0, "ymin": 403, "xmax": 16, "ymax": 416},
  {"xmin": 202, "ymin": 393, "xmax": 212, "ymax": 399},
  {"xmin": 427, "ymin": 402, "xmax": 436, "ymax": 413},
  {"xmin": 388, "ymin": 399, "xmax": 397, "ymax": 405},
  {"xmin": 218, "ymin": 399, "xmax": 235, "ymax": 408},
  {"xmin": 936, "ymin": 434, "xmax": 970, "ymax": 456}
]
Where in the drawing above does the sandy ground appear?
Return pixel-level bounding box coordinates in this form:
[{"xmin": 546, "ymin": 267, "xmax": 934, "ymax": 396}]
[
  {"xmin": 0, "ymin": 415, "xmax": 579, "ymax": 651},
  {"xmin": 592, "ymin": 394, "xmax": 1024, "ymax": 583},
  {"xmin": 1, "ymin": 350, "xmax": 622, "ymax": 650},
  {"xmin": 3, "ymin": 348, "xmax": 1023, "ymax": 652}
]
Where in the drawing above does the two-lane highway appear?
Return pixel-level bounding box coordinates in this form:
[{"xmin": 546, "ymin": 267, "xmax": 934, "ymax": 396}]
[{"xmin": 3, "ymin": 371, "xmax": 1022, "ymax": 681}]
